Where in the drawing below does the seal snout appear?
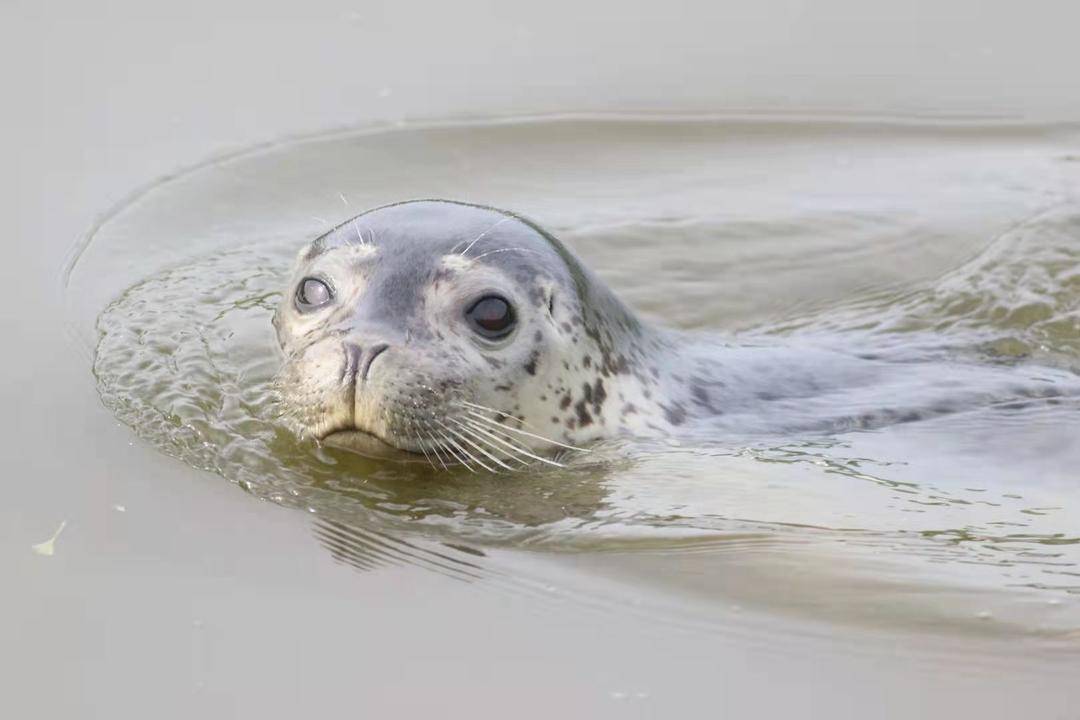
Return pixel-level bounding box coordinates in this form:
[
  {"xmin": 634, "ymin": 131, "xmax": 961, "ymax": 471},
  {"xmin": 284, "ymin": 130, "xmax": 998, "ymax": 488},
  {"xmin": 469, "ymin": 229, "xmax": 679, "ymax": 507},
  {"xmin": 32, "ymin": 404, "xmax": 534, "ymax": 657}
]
[{"xmin": 341, "ymin": 341, "xmax": 390, "ymax": 385}]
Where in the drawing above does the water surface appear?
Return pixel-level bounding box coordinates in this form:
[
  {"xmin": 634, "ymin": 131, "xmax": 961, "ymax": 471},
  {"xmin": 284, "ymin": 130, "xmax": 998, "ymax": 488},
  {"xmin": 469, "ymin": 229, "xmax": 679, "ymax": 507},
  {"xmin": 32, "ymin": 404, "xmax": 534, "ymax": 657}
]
[{"xmin": 75, "ymin": 117, "xmax": 1080, "ymax": 640}]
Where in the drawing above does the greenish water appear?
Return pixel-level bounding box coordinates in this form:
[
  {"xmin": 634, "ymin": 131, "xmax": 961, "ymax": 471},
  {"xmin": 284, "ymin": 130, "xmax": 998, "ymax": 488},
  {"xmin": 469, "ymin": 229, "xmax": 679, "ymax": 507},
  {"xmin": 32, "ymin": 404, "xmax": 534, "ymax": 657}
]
[{"xmin": 78, "ymin": 117, "xmax": 1080, "ymax": 640}]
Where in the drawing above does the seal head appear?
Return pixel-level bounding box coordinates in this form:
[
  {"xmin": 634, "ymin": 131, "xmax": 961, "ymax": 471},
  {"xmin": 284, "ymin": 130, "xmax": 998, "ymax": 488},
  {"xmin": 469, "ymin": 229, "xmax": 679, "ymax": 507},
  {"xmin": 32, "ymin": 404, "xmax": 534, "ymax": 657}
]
[{"xmin": 272, "ymin": 200, "xmax": 648, "ymax": 469}]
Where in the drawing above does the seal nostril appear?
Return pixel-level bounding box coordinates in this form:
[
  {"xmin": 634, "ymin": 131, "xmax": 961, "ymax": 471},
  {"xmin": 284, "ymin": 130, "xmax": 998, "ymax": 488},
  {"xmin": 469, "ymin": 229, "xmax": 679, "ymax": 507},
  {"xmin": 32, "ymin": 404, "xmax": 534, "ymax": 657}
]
[
  {"xmin": 360, "ymin": 343, "xmax": 389, "ymax": 381},
  {"xmin": 341, "ymin": 342, "xmax": 363, "ymax": 384}
]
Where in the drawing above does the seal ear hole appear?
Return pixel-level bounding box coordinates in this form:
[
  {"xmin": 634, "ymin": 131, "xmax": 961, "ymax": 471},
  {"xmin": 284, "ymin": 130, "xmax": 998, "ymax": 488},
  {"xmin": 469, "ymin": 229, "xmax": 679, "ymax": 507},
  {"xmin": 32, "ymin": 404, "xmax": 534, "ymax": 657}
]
[{"xmin": 547, "ymin": 293, "xmax": 555, "ymax": 318}]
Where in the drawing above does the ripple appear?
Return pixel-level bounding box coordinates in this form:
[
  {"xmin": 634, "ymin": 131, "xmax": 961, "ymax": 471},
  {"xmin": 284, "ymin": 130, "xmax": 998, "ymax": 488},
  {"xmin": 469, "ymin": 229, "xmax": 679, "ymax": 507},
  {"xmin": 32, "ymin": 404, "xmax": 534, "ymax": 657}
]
[{"xmin": 80, "ymin": 116, "xmax": 1080, "ymax": 637}]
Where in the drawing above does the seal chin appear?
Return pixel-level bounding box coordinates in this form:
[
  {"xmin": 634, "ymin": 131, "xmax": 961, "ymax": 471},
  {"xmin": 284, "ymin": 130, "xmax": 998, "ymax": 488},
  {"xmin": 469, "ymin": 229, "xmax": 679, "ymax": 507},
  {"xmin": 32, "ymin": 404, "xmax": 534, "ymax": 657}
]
[{"xmin": 321, "ymin": 429, "xmax": 427, "ymax": 463}]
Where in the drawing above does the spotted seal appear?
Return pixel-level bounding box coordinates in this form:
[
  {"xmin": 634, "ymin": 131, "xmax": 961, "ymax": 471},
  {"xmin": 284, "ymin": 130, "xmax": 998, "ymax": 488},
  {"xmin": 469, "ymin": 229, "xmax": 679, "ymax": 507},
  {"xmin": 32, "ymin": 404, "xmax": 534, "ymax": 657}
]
[{"xmin": 273, "ymin": 199, "xmax": 1077, "ymax": 470}]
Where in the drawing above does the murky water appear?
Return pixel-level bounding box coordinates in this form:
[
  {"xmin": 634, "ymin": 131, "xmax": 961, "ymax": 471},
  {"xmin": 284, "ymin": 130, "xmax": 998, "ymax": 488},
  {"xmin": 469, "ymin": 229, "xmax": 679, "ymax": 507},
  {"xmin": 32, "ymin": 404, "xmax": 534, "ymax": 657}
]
[{"xmin": 73, "ymin": 117, "xmax": 1080, "ymax": 641}]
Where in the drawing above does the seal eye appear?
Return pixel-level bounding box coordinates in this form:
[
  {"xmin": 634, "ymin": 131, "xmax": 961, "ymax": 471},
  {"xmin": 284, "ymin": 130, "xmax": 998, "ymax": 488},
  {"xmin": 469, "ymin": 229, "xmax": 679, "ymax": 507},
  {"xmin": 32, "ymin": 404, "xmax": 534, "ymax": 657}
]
[
  {"xmin": 296, "ymin": 277, "xmax": 332, "ymax": 310},
  {"xmin": 466, "ymin": 295, "xmax": 516, "ymax": 339}
]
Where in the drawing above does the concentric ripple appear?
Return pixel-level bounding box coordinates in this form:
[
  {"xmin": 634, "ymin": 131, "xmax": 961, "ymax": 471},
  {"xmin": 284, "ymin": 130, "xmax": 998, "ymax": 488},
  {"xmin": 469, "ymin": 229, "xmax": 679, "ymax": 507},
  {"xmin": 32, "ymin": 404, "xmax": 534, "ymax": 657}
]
[{"xmin": 78, "ymin": 116, "xmax": 1080, "ymax": 636}]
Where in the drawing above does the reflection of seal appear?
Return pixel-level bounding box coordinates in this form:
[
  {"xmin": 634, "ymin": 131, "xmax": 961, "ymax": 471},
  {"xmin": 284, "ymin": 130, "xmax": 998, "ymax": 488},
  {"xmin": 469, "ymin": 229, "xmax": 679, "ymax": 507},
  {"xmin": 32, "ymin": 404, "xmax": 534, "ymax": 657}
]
[
  {"xmin": 273, "ymin": 198, "xmax": 683, "ymax": 470},
  {"xmin": 273, "ymin": 199, "xmax": 1071, "ymax": 470}
]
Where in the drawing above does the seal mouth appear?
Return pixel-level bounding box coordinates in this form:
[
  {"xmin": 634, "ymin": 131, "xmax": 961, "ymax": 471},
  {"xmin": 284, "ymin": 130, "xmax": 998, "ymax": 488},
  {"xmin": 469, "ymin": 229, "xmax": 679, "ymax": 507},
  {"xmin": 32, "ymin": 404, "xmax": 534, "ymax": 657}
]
[{"xmin": 321, "ymin": 429, "xmax": 428, "ymax": 463}]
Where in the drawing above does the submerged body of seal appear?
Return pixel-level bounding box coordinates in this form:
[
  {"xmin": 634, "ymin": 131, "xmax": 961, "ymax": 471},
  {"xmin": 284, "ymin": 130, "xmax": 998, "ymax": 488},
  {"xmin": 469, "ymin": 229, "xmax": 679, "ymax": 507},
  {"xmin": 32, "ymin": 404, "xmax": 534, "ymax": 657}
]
[{"xmin": 273, "ymin": 199, "xmax": 1077, "ymax": 469}]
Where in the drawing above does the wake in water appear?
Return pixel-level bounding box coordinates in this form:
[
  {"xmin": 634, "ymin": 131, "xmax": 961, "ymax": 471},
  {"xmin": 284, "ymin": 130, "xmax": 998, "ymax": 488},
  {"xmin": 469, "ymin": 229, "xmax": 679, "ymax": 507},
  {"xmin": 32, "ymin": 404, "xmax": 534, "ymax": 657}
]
[
  {"xmin": 81, "ymin": 119, "xmax": 1080, "ymax": 636},
  {"xmin": 93, "ymin": 206, "xmax": 1080, "ymax": 522}
]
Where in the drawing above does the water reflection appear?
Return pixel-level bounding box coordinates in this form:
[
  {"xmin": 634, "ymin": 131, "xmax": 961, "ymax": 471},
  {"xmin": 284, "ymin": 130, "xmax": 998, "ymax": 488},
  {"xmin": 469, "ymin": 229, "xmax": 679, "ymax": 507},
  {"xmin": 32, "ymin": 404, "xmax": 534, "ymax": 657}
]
[{"xmin": 313, "ymin": 518, "xmax": 490, "ymax": 580}]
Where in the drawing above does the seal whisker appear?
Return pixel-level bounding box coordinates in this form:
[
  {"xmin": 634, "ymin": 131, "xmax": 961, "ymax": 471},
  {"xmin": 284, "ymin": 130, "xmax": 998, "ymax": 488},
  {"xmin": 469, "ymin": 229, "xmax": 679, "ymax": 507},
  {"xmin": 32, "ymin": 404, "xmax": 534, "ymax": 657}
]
[
  {"xmin": 469, "ymin": 247, "xmax": 544, "ymax": 261},
  {"xmin": 421, "ymin": 428, "xmax": 452, "ymax": 471},
  {"xmin": 453, "ymin": 416, "xmax": 565, "ymax": 468},
  {"xmin": 457, "ymin": 216, "xmax": 513, "ymax": 256},
  {"xmin": 457, "ymin": 423, "xmax": 564, "ymax": 469},
  {"xmin": 416, "ymin": 425, "xmax": 450, "ymax": 469},
  {"xmin": 351, "ymin": 219, "xmax": 368, "ymax": 246},
  {"xmin": 411, "ymin": 424, "xmax": 437, "ymax": 471},
  {"xmin": 435, "ymin": 419, "xmax": 517, "ymax": 471},
  {"xmin": 460, "ymin": 406, "xmax": 588, "ymax": 452},
  {"xmin": 458, "ymin": 400, "xmax": 571, "ymax": 436},
  {"xmin": 430, "ymin": 427, "xmax": 468, "ymax": 470},
  {"xmin": 446, "ymin": 417, "xmax": 533, "ymax": 467},
  {"xmin": 445, "ymin": 433, "xmax": 495, "ymax": 473},
  {"xmin": 462, "ymin": 401, "xmax": 591, "ymax": 452},
  {"xmin": 433, "ymin": 429, "xmax": 483, "ymax": 472}
]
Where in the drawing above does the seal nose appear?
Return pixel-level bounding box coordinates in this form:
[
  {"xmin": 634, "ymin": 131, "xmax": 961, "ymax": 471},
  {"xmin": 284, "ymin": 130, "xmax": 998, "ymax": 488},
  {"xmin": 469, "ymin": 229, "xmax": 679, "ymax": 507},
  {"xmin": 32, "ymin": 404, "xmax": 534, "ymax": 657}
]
[{"xmin": 342, "ymin": 342, "xmax": 390, "ymax": 384}]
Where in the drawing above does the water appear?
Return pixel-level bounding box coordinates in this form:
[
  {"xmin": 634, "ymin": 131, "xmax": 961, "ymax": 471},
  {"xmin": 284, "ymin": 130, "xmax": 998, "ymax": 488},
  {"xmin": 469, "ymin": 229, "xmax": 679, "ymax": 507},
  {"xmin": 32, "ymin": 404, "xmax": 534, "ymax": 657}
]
[
  {"xmin": 9, "ymin": 1, "xmax": 1080, "ymax": 714},
  {"xmin": 75, "ymin": 117, "xmax": 1080, "ymax": 640}
]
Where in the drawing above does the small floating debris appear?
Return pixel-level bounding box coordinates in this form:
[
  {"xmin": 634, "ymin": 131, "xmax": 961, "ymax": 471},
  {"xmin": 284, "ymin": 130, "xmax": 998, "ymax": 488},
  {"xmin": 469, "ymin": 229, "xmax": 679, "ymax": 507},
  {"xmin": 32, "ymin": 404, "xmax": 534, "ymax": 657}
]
[
  {"xmin": 31, "ymin": 520, "xmax": 68, "ymax": 557},
  {"xmin": 113, "ymin": 504, "xmax": 127, "ymax": 513}
]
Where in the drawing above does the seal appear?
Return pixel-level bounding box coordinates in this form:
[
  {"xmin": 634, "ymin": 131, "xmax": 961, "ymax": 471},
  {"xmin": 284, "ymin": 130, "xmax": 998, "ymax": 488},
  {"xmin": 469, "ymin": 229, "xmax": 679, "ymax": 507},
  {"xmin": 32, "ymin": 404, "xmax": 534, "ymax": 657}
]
[{"xmin": 273, "ymin": 199, "xmax": 1075, "ymax": 470}]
